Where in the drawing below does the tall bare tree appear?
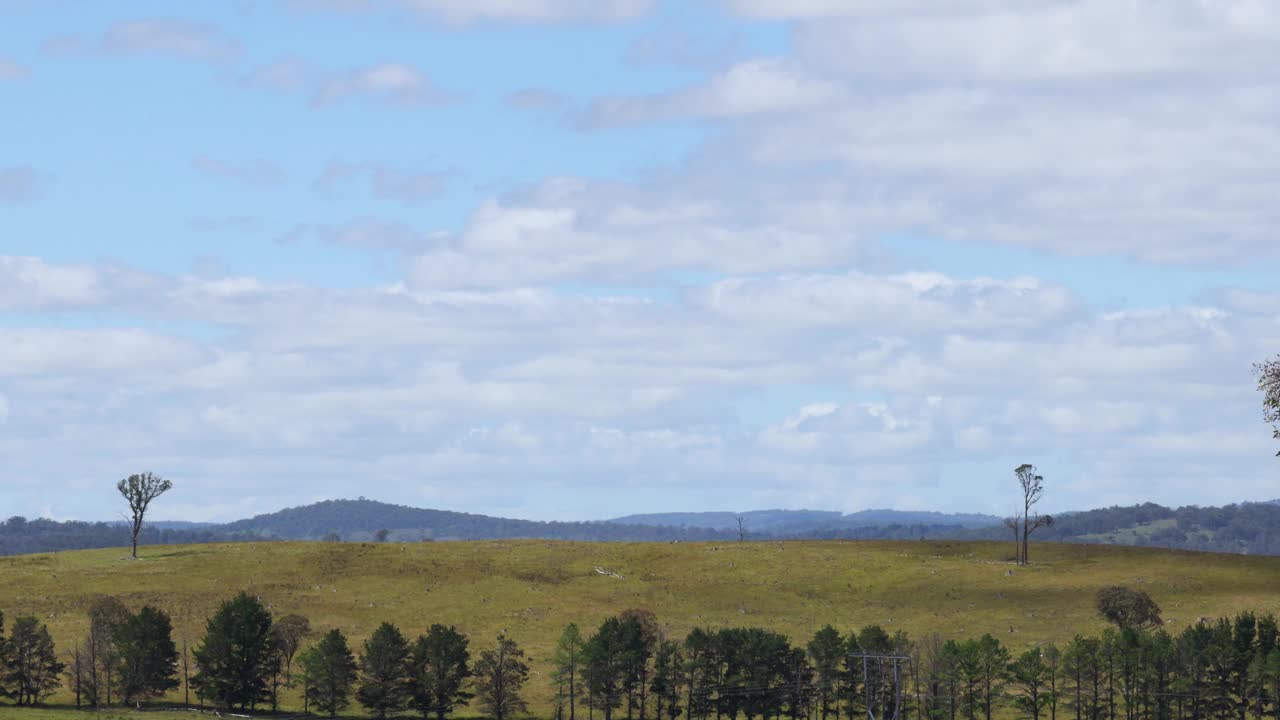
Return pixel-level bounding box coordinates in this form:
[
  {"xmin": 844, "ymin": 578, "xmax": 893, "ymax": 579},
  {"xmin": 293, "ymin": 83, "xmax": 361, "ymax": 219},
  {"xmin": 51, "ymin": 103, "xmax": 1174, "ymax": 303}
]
[
  {"xmin": 1256, "ymin": 356, "xmax": 1280, "ymax": 456},
  {"xmin": 1002, "ymin": 515, "xmax": 1021, "ymax": 563},
  {"xmin": 1015, "ymin": 465, "xmax": 1052, "ymax": 565},
  {"xmin": 117, "ymin": 472, "xmax": 173, "ymax": 559}
]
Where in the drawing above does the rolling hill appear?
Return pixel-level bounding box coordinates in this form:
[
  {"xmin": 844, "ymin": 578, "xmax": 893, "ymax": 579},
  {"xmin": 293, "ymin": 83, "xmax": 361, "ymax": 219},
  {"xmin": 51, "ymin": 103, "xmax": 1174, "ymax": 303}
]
[
  {"xmin": 8, "ymin": 498, "xmax": 1280, "ymax": 557},
  {"xmin": 2, "ymin": 539, "xmax": 1279, "ymax": 715}
]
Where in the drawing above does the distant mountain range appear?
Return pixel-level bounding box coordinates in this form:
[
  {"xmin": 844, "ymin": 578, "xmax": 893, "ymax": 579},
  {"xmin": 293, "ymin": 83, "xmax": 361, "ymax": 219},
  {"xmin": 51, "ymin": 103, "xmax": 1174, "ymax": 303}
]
[
  {"xmin": 5, "ymin": 497, "xmax": 1280, "ymax": 557},
  {"xmin": 610, "ymin": 509, "xmax": 1002, "ymax": 533}
]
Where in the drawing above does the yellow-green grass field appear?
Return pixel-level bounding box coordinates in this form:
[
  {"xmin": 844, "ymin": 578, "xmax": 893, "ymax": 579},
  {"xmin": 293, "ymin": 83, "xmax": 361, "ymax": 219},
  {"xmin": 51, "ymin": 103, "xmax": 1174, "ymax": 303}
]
[{"xmin": 0, "ymin": 540, "xmax": 1275, "ymax": 717}]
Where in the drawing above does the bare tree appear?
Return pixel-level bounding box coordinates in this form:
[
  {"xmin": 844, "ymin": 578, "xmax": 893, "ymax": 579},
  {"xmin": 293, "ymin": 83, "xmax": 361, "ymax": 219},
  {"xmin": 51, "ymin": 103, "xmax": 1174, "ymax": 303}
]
[
  {"xmin": 1256, "ymin": 356, "xmax": 1280, "ymax": 456},
  {"xmin": 735, "ymin": 516, "xmax": 746, "ymax": 542},
  {"xmin": 1015, "ymin": 464, "xmax": 1052, "ymax": 565},
  {"xmin": 1002, "ymin": 515, "xmax": 1021, "ymax": 563},
  {"xmin": 117, "ymin": 472, "xmax": 173, "ymax": 560}
]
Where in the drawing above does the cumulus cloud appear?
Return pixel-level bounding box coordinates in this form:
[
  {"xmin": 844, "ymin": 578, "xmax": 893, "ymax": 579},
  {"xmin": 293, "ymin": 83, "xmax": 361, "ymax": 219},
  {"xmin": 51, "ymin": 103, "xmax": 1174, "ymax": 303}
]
[
  {"xmin": 5, "ymin": 253, "xmax": 1278, "ymax": 520},
  {"xmin": 577, "ymin": 0, "xmax": 1280, "ymax": 265},
  {"xmin": 404, "ymin": 176, "xmax": 905, "ymax": 288},
  {"xmin": 588, "ymin": 59, "xmax": 843, "ymax": 125}
]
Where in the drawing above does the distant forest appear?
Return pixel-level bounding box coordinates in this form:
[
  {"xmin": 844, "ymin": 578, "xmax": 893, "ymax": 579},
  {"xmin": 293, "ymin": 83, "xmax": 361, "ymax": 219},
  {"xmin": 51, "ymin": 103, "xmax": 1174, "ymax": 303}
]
[{"xmin": 5, "ymin": 498, "xmax": 1280, "ymax": 557}]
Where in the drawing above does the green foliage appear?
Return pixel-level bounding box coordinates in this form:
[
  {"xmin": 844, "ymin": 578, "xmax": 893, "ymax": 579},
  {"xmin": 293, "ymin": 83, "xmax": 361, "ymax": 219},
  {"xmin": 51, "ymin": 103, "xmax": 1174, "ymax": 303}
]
[
  {"xmin": 410, "ymin": 624, "xmax": 473, "ymax": 720},
  {"xmin": 807, "ymin": 625, "xmax": 844, "ymax": 720},
  {"xmin": 475, "ymin": 633, "xmax": 530, "ymax": 720},
  {"xmin": 1095, "ymin": 585, "xmax": 1163, "ymax": 630},
  {"xmin": 302, "ymin": 628, "xmax": 359, "ymax": 718},
  {"xmin": 190, "ymin": 591, "xmax": 275, "ymax": 710},
  {"xmin": 1007, "ymin": 647, "xmax": 1052, "ymax": 720},
  {"xmin": 115, "ymin": 605, "xmax": 179, "ymax": 704},
  {"xmin": 551, "ymin": 623, "xmax": 584, "ymax": 720},
  {"xmin": 3, "ymin": 615, "xmax": 64, "ymax": 705},
  {"xmin": 358, "ymin": 622, "xmax": 411, "ymax": 718},
  {"xmin": 584, "ymin": 617, "xmax": 629, "ymax": 720},
  {"xmin": 1255, "ymin": 355, "xmax": 1280, "ymax": 455},
  {"xmin": 116, "ymin": 472, "xmax": 173, "ymax": 559}
]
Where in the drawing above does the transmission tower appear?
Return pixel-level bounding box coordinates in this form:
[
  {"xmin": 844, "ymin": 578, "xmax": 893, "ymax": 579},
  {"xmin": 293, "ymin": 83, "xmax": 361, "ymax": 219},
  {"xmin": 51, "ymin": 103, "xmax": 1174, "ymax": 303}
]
[{"xmin": 849, "ymin": 653, "xmax": 911, "ymax": 720}]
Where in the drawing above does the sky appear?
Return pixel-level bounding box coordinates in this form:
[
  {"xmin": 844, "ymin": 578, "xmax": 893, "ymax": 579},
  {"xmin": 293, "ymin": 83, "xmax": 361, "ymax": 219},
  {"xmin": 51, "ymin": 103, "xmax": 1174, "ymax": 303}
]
[{"xmin": 1, "ymin": 0, "xmax": 1278, "ymax": 523}]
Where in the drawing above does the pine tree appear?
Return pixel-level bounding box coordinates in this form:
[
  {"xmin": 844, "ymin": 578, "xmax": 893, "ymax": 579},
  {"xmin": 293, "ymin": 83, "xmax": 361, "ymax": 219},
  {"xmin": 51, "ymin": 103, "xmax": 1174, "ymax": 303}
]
[
  {"xmin": 117, "ymin": 605, "xmax": 180, "ymax": 706},
  {"xmin": 1009, "ymin": 647, "xmax": 1052, "ymax": 720},
  {"xmin": 808, "ymin": 625, "xmax": 845, "ymax": 720},
  {"xmin": 586, "ymin": 618, "xmax": 629, "ymax": 720},
  {"xmin": 552, "ymin": 624, "xmax": 585, "ymax": 720},
  {"xmin": 358, "ymin": 622, "xmax": 412, "ymax": 718},
  {"xmin": 410, "ymin": 624, "xmax": 474, "ymax": 720},
  {"xmin": 4, "ymin": 616, "xmax": 65, "ymax": 706},
  {"xmin": 476, "ymin": 633, "xmax": 530, "ymax": 720},
  {"xmin": 191, "ymin": 591, "xmax": 276, "ymax": 711},
  {"xmin": 302, "ymin": 629, "xmax": 359, "ymax": 718},
  {"xmin": 651, "ymin": 639, "xmax": 685, "ymax": 720}
]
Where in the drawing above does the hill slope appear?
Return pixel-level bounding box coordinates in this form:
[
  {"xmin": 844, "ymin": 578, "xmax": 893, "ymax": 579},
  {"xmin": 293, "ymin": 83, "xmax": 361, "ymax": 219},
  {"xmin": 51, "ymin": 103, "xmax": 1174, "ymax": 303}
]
[
  {"xmin": 3, "ymin": 540, "xmax": 1279, "ymax": 713},
  {"xmin": 609, "ymin": 509, "xmax": 1001, "ymax": 533},
  {"xmin": 221, "ymin": 498, "xmax": 734, "ymax": 541}
]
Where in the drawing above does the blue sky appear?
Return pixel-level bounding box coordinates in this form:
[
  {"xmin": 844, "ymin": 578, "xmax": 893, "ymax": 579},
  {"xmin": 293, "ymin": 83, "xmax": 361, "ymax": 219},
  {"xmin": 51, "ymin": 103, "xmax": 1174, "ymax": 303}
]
[{"xmin": 2, "ymin": 0, "xmax": 1278, "ymax": 522}]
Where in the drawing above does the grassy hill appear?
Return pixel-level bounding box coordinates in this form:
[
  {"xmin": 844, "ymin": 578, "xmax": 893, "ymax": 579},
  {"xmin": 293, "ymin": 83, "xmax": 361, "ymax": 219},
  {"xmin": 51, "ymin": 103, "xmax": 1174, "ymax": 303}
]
[{"xmin": 2, "ymin": 539, "xmax": 1279, "ymax": 715}]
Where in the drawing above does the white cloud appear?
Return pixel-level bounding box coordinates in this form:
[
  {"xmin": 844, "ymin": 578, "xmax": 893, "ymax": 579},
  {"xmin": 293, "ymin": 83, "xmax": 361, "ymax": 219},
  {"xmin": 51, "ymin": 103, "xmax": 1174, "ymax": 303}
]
[
  {"xmin": 400, "ymin": 0, "xmax": 655, "ymax": 24},
  {"xmin": 312, "ymin": 63, "xmax": 459, "ymax": 108},
  {"xmin": 0, "ymin": 256, "xmax": 116, "ymax": 310},
  {"xmin": 286, "ymin": 0, "xmax": 655, "ymax": 23},
  {"xmin": 5, "ymin": 255, "xmax": 1279, "ymax": 520},
  {"xmin": 588, "ymin": 59, "xmax": 843, "ymax": 125},
  {"xmin": 246, "ymin": 60, "xmax": 460, "ymax": 109},
  {"xmin": 49, "ymin": 18, "xmax": 239, "ymax": 61},
  {"xmin": 579, "ymin": 1, "xmax": 1280, "ymax": 265}
]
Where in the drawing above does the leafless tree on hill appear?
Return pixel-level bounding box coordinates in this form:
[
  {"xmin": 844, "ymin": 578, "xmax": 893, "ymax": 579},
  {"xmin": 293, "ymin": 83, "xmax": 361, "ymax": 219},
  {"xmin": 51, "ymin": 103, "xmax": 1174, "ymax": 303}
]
[{"xmin": 1015, "ymin": 465, "xmax": 1052, "ymax": 565}]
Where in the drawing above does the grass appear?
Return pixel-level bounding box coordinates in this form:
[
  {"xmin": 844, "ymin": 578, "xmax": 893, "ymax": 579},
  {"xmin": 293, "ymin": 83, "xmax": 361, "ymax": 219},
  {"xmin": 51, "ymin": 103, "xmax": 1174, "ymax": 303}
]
[{"xmin": 0, "ymin": 539, "xmax": 1278, "ymax": 717}]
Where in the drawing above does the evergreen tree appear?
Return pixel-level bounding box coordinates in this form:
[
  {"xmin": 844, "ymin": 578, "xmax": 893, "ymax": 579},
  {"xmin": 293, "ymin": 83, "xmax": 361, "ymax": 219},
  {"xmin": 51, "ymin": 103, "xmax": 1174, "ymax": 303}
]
[
  {"xmin": 86, "ymin": 595, "xmax": 130, "ymax": 707},
  {"xmin": 651, "ymin": 639, "xmax": 685, "ymax": 720},
  {"xmin": 359, "ymin": 622, "xmax": 412, "ymax": 718},
  {"xmin": 191, "ymin": 591, "xmax": 276, "ymax": 711},
  {"xmin": 808, "ymin": 625, "xmax": 845, "ymax": 720},
  {"xmin": 117, "ymin": 605, "xmax": 180, "ymax": 705},
  {"xmin": 410, "ymin": 624, "xmax": 474, "ymax": 720},
  {"xmin": 3, "ymin": 616, "xmax": 64, "ymax": 706},
  {"xmin": 1009, "ymin": 647, "xmax": 1053, "ymax": 720},
  {"xmin": 302, "ymin": 629, "xmax": 359, "ymax": 719},
  {"xmin": 475, "ymin": 633, "xmax": 530, "ymax": 720},
  {"xmin": 682, "ymin": 628, "xmax": 719, "ymax": 720},
  {"xmin": 972, "ymin": 635, "xmax": 1010, "ymax": 720},
  {"xmin": 618, "ymin": 609, "xmax": 659, "ymax": 720},
  {"xmin": 552, "ymin": 624, "xmax": 585, "ymax": 720},
  {"xmin": 586, "ymin": 618, "xmax": 630, "ymax": 720}
]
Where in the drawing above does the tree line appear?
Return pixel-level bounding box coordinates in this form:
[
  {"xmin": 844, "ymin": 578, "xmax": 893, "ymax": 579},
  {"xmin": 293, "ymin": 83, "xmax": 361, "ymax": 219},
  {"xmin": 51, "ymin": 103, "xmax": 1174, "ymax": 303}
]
[{"xmin": 5, "ymin": 585, "xmax": 1280, "ymax": 720}]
